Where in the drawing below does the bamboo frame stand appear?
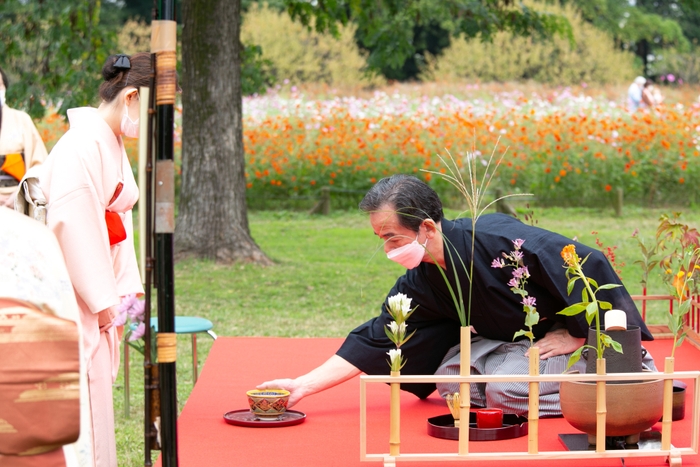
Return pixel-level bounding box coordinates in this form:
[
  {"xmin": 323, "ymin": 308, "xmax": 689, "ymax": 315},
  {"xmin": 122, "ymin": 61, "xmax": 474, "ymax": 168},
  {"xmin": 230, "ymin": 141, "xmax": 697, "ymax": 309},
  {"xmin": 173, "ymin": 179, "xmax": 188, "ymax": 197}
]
[
  {"xmin": 390, "ymin": 371, "xmax": 400, "ymax": 456},
  {"xmin": 663, "ymin": 357, "xmax": 675, "ymax": 451},
  {"xmin": 631, "ymin": 294, "xmax": 700, "ymax": 350},
  {"xmin": 458, "ymin": 327, "xmax": 470, "ymax": 455},
  {"xmin": 595, "ymin": 358, "xmax": 606, "ymax": 451},
  {"xmin": 528, "ymin": 347, "xmax": 539, "ymax": 455},
  {"xmin": 366, "ymin": 295, "xmax": 700, "ymax": 465},
  {"xmin": 360, "ymin": 369, "xmax": 700, "ymax": 466}
]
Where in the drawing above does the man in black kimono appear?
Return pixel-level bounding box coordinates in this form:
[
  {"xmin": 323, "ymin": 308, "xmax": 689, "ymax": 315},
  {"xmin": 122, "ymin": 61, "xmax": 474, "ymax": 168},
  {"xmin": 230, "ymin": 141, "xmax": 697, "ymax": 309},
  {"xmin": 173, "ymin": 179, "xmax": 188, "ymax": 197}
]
[{"xmin": 259, "ymin": 174, "xmax": 655, "ymax": 416}]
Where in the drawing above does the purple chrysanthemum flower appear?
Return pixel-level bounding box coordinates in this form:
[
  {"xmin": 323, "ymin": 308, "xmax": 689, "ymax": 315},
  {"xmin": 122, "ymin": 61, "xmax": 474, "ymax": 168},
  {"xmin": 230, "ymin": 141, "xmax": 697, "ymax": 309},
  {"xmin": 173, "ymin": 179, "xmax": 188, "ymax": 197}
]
[
  {"xmin": 129, "ymin": 322, "xmax": 146, "ymax": 342},
  {"xmin": 113, "ymin": 311, "xmax": 128, "ymax": 327},
  {"xmin": 116, "ymin": 293, "xmax": 146, "ymax": 325},
  {"xmin": 118, "ymin": 294, "xmax": 139, "ymax": 315},
  {"xmin": 127, "ymin": 299, "xmax": 146, "ymax": 321}
]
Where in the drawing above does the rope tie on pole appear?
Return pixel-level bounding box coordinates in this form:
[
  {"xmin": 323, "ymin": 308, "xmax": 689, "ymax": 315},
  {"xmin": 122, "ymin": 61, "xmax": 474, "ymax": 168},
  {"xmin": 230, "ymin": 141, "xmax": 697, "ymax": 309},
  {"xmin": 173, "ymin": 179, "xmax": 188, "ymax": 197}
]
[
  {"xmin": 151, "ymin": 20, "xmax": 177, "ymax": 106},
  {"xmin": 156, "ymin": 51, "xmax": 177, "ymax": 105},
  {"xmin": 157, "ymin": 333, "xmax": 177, "ymax": 363}
]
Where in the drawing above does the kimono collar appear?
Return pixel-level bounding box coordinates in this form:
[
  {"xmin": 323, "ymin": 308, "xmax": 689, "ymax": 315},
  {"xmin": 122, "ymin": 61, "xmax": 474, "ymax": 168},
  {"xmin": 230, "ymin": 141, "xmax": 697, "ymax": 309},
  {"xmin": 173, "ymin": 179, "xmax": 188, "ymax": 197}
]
[{"xmin": 67, "ymin": 107, "xmax": 124, "ymax": 156}]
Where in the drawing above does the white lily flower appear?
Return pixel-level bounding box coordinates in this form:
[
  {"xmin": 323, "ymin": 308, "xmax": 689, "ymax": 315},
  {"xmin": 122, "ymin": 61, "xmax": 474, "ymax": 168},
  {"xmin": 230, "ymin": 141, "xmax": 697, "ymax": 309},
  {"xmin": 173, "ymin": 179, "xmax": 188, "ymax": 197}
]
[
  {"xmin": 388, "ymin": 293, "xmax": 412, "ymax": 319},
  {"xmin": 387, "ymin": 348, "xmax": 402, "ymax": 365},
  {"xmin": 387, "ymin": 321, "xmax": 399, "ymax": 334}
]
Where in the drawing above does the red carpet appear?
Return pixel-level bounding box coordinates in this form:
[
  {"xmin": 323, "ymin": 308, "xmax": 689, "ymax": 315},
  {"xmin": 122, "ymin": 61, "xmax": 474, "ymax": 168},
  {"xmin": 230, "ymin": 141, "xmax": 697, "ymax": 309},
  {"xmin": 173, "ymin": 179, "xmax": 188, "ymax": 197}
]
[{"xmin": 157, "ymin": 337, "xmax": 699, "ymax": 466}]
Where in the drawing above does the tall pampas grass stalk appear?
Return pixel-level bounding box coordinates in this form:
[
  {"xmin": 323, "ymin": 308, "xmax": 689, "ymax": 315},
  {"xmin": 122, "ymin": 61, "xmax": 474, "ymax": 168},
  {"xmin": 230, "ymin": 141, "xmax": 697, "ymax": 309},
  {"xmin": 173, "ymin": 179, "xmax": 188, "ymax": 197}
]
[{"xmin": 422, "ymin": 137, "xmax": 531, "ymax": 326}]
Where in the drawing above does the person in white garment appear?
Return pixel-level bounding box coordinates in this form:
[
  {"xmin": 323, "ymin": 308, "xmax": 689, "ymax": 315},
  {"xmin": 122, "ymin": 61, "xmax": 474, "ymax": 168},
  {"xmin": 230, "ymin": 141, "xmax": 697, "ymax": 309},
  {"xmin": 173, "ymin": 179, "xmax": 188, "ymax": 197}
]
[
  {"xmin": 0, "ymin": 66, "xmax": 48, "ymax": 207},
  {"xmin": 0, "ymin": 206, "xmax": 93, "ymax": 467},
  {"xmin": 627, "ymin": 76, "xmax": 646, "ymax": 112}
]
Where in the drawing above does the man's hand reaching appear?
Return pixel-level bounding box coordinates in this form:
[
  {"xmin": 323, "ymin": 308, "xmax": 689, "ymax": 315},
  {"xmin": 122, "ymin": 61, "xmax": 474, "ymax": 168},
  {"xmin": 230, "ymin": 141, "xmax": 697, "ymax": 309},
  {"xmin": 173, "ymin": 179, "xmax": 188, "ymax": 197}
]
[
  {"xmin": 257, "ymin": 378, "xmax": 305, "ymax": 408},
  {"xmin": 255, "ymin": 355, "xmax": 361, "ymax": 409}
]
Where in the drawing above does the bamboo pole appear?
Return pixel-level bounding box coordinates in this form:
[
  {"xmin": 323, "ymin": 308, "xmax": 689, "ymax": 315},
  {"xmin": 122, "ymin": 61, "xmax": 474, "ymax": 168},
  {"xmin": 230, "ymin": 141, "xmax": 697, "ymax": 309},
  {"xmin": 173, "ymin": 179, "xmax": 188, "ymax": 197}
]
[
  {"xmin": 528, "ymin": 347, "xmax": 540, "ymax": 454},
  {"xmin": 390, "ymin": 371, "xmax": 400, "ymax": 457},
  {"xmin": 458, "ymin": 326, "xmax": 471, "ymax": 455},
  {"xmin": 662, "ymin": 357, "xmax": 674, "ymax": 451},
  {"xmin": 596, "ymin": 358, "xmax": 606, "ymax": 451},
  {"xmin": 141, "ymin": 71, "xmax": 156, "ymax": 463}
]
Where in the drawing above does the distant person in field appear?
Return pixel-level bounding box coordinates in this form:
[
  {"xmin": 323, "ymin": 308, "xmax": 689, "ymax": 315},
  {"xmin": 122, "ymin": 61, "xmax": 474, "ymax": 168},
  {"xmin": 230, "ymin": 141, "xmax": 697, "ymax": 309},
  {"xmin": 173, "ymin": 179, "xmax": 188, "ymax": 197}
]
[
  {"xmin": 627, "ymin": 76, "xmax": 646, "ymax": 112},
  {"xmin": 642, "ymin": 81, "xmax": 664, "ymax": 109},
  {"xmin": 0, "ymin": 66, "xmax": 48, "ymax": 208},
  {"xmin": 258, "ymin": 174, "xmax": 657, "ymax": 417}
]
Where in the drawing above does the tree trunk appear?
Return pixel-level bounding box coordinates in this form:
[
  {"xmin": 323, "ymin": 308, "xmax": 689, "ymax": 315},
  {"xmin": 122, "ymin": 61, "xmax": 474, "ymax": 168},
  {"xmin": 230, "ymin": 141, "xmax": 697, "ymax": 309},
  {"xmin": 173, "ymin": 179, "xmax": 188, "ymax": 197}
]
[{"xmin": 177, "ymin": 0, "xmax": 271, "ymax": 265}]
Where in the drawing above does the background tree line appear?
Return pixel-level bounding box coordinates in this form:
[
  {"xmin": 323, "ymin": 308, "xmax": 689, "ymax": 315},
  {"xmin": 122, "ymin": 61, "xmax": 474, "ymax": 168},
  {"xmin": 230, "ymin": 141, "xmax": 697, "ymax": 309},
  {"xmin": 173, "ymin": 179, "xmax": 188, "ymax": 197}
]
[
  {"xmin": 3, "ymin": 0, "xmax": 700, "ymax": 120},
  {"xmin": 1, "ymin": 0, "xmax": 699, "ymax": 264}
]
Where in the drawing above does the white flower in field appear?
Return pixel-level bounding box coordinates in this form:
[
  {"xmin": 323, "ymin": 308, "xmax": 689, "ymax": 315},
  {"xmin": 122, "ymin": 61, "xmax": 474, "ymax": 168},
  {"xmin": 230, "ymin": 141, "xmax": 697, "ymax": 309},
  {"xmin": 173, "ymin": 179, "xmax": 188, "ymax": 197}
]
[{"xmin": 388, "ymin": 293, "xmax": 412, "ymax": 319}]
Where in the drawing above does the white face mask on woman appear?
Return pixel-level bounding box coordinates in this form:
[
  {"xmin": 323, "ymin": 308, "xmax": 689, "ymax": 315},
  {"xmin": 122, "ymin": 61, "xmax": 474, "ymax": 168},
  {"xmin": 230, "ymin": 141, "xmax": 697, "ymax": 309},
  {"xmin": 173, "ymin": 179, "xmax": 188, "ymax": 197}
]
[
  {"xmin": 386, "ymin": 235, "xmax": 428, "ymax": 269},
  {"xmin": 120, "ymin": 94, "xmax": 140, "ymax": 138}
]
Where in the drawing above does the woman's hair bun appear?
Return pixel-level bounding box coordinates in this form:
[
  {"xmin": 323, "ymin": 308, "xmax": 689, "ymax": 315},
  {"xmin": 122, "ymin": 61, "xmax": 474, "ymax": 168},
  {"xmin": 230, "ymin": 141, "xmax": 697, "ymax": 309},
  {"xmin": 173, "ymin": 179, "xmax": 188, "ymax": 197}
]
[{"xmin": 102, "ymin": 54, "xmax": 128, "ymax": 81}]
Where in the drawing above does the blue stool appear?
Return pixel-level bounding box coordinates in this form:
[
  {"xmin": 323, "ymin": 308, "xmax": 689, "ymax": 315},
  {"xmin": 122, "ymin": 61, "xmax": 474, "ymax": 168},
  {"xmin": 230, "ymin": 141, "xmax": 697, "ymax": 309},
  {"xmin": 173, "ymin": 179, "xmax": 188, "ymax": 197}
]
[
  {"xmin": 123, "ymin": 316, "xmax": 217, "ymax": 415},
  {"xmin": 148, "ymin": 316, "xmax": 217, "ymax": 382}
]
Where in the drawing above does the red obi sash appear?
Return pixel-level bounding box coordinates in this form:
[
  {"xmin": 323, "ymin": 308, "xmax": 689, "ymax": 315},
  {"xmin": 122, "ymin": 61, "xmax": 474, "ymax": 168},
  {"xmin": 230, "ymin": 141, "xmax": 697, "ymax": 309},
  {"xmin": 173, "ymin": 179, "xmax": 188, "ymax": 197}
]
[
  {"xmin": 105, "ymin": 182, "xmax": 127, "ymax": 245},
  {"xmin": 105, "ymin": 211, "xmax": 127, "ymax": 246}
]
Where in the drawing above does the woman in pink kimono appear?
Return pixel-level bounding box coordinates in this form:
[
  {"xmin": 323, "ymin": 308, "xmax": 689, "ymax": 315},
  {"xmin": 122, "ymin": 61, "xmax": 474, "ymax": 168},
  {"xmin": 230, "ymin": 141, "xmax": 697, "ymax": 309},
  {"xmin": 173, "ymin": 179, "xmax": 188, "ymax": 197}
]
[{"xmin": 39, "ymin": 53, "xmax": 150, "ymax": 467}]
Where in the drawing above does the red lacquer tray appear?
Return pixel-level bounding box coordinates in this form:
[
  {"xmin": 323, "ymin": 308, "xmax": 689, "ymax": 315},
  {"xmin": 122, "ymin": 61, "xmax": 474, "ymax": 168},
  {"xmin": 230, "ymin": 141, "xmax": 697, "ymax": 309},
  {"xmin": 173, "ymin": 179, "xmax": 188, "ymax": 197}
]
[{"xmin": 223, "ymin": 409, "xmax": 306, "ymax": 428}]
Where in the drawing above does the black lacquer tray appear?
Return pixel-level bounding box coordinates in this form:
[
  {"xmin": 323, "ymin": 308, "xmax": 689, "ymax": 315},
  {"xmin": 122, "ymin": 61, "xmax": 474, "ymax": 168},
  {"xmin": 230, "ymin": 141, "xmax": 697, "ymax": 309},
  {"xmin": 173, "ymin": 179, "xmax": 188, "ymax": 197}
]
[{"xmin": 427, "ymin": 412, "xmax": 528, "ymax": 441}]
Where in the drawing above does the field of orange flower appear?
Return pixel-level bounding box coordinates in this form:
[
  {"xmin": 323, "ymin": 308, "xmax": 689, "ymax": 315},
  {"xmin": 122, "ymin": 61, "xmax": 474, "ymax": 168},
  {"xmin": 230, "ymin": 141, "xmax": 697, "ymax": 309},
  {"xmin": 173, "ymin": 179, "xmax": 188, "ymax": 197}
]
[
  {"xmin": 36, "ymin": 82, "xmax": 700, "ymax": 210},
  {"xmin": 241, "ymin": 84, "xmax": 700, "ymax": 209}
]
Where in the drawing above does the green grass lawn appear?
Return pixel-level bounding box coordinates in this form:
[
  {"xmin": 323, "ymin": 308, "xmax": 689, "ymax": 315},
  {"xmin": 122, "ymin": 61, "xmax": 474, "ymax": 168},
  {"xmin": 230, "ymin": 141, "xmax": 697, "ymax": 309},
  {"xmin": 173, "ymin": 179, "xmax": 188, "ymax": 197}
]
[{"xmin": 115, "ymin": 205, "xmax": 700, "ymax": 466}]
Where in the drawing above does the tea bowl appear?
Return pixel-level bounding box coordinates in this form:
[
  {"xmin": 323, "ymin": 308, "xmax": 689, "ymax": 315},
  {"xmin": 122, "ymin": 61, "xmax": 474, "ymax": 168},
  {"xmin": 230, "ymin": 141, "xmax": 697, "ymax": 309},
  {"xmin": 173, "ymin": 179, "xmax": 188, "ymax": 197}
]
[{"xmin": 246, "ymin": 389, "xmax": 290, "ymax": 420}]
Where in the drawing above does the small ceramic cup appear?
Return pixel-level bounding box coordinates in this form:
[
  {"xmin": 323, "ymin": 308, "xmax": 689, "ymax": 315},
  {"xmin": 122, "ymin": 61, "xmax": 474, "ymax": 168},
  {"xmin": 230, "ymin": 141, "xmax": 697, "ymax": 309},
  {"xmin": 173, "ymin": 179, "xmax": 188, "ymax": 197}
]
[
  {"xmin": 246, "ymin": 389, "xmax": 290, "ymax": 420},
  {"xmin": 476, "ymin": 408, "xmax": 503, "ymax": 429}
]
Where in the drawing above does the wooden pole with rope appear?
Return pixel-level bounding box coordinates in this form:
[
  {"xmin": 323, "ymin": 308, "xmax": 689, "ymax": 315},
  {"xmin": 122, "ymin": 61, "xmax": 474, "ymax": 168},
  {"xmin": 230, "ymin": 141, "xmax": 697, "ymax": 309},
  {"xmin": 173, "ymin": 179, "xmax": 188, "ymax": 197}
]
[{"xmin": 149, "ymin": 1, "xmax": 179, "ymax": 465}]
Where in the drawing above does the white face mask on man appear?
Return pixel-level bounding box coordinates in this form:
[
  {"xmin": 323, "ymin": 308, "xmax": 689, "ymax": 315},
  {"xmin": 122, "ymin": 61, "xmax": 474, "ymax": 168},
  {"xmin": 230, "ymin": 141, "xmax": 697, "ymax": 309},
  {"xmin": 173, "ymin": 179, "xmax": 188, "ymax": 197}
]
[
  {"xmin": 120, "ymin": 93, "xmax": 140, "ymax": 138},
  {"xmin": 386, "ymin": 235, "xmax": 428, "ymax": 269}
]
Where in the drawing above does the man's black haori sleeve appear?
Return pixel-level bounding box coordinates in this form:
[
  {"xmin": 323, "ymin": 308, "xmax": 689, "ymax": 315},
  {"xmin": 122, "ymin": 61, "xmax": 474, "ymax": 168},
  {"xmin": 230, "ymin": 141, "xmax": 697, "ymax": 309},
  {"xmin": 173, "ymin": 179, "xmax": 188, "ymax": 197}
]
[{"xmin": 335, "ymin": 266, "xmax": 461, "ymax": 399}]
